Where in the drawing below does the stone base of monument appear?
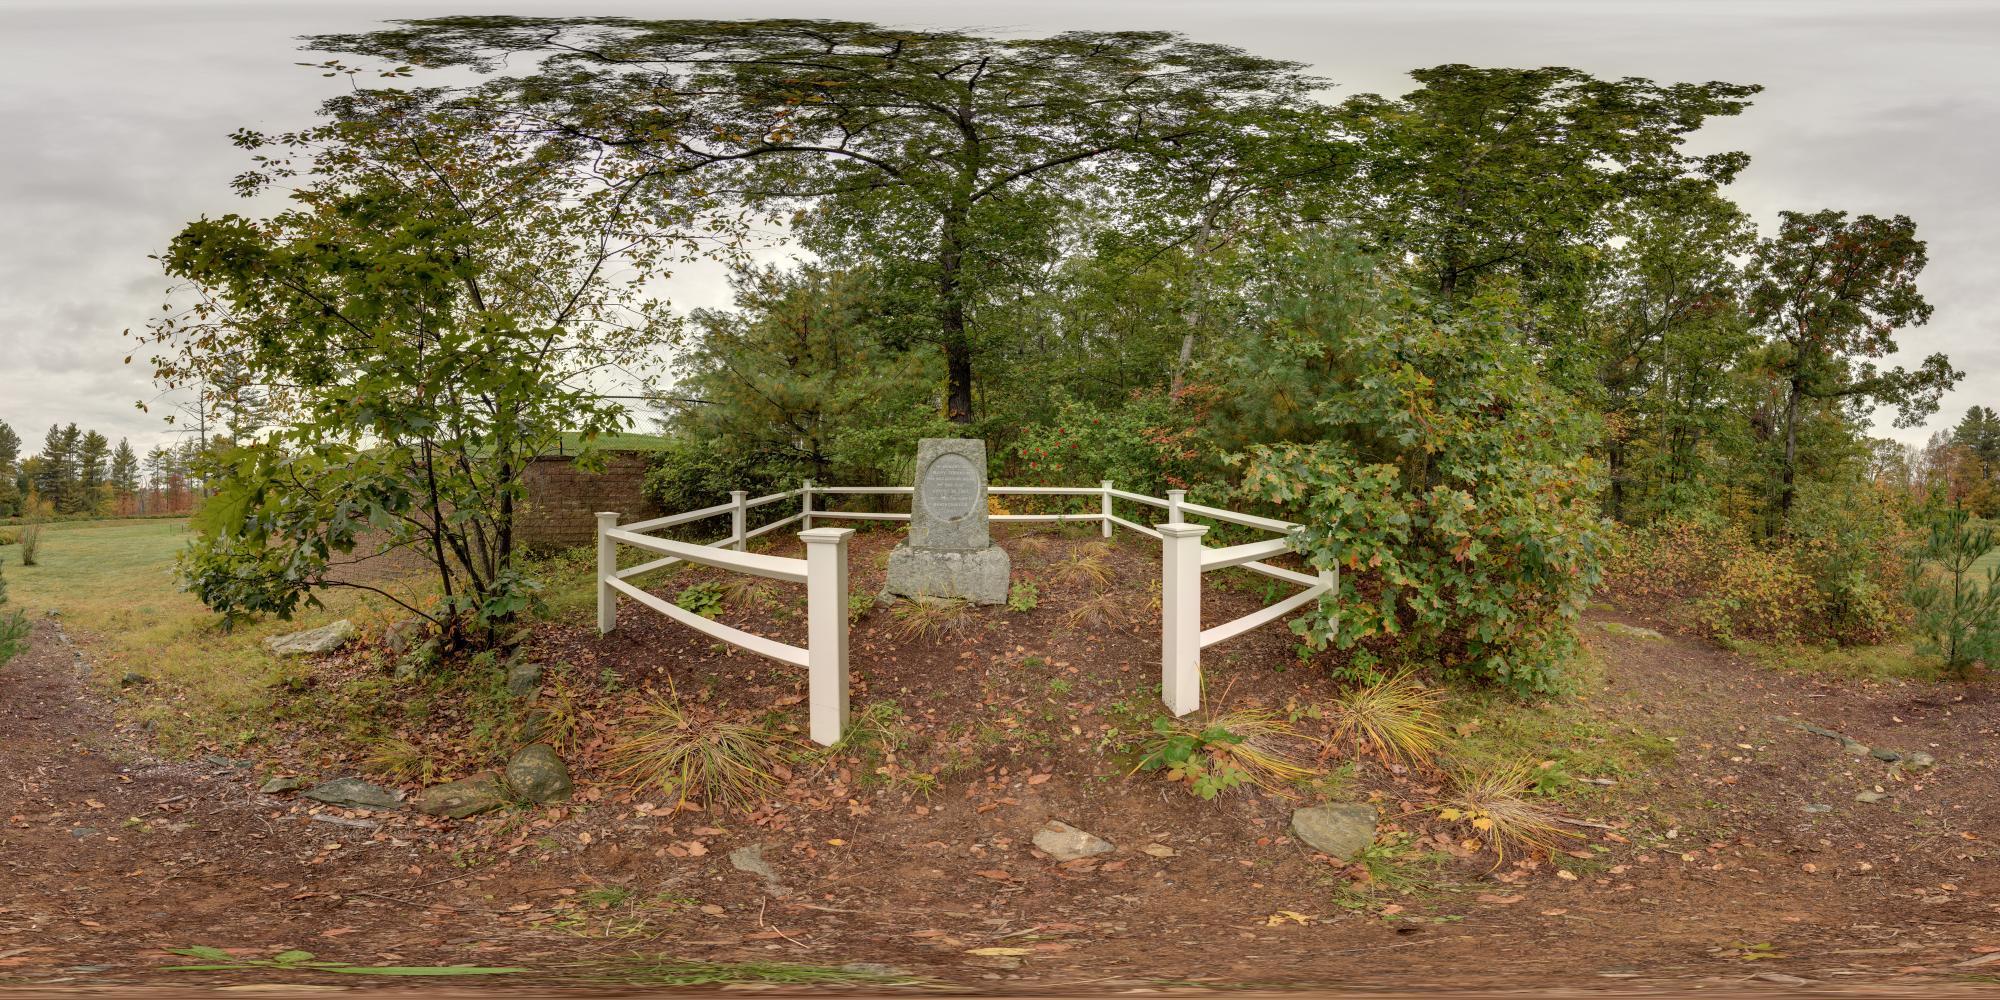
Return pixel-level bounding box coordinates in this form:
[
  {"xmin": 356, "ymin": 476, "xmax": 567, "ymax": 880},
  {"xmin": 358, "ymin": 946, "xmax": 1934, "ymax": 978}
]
[{"xmin": 885, "ymin": 544, "xmax": 1011, "ymax": 605}]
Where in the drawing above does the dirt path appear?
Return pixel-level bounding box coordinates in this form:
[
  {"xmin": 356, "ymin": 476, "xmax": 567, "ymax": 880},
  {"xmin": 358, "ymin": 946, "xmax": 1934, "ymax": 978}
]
[{"xmin": 2, "ymin": 606, "xmax": 1997, "ymax": 993}]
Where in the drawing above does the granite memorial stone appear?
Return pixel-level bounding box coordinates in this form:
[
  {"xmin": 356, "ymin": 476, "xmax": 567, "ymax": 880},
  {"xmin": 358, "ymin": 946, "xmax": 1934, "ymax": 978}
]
[{"xmin": 885, "ymin": 438, "xmax": 1011, "ymax": 604}]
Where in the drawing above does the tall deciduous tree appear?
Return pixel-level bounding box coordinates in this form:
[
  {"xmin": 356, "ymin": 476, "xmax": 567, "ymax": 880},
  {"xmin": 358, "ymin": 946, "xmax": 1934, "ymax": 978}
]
[
  {"xmin": 1745, "ymin": 209, "xmax": 1959, "ymax": 517},
  {"xmin": 142, "ymin": 91, "xmax": 694, "ymax": 648},
  {"xmin": 310, "ymin": 18, "xmax": 1325, "ymax": 423},
  {"xmin": 1332, "ymin": 66, "xmax": 1759, "ymax": 308}
]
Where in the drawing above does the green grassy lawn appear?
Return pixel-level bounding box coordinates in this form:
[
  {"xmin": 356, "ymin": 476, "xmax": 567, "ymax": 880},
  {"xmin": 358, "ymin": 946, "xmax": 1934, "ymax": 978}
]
[{"xmin": 0, "ymin": 518, "xmax": 416, "ymax": 752}]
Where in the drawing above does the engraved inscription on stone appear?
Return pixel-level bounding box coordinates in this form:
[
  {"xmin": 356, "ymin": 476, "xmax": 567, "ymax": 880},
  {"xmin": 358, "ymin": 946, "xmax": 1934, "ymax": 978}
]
[{"xmin": 921, "ymin": 453, "xmax": 981, "ymax": 522}]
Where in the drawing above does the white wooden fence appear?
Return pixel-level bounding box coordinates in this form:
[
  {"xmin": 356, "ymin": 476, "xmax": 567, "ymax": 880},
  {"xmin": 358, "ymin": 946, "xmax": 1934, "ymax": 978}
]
[{"xmin": 596, "ymin": 482, "xmax": 1334, "ymax": 744}]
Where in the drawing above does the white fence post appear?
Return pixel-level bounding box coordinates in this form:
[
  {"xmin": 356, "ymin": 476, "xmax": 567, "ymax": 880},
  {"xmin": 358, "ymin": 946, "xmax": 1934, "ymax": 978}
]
[
  {"xmin": 1167, "ymin": 489, "xmax": 1186, "ymax": 525},
  {"xmin": 730, "ymin": 490, "xmax": 749, "ymax": 551},
  {"xmin": 801, "ymin": 479, "xmax": 815, "ymax": 531},
  {"xmin": 1158, "ymin": 522, "xmax": 1208, "ymax": 717},
  {"xmin": 1100, "ymin": 480, "xmax": 1114, "ymax": 538},
  {"xmin": 800, "ymin": 526, "xmax": 853, "ymax": 746},
  {"xmin": 596, "ymin": 511, "xmax": 619, "ymax": 635}
]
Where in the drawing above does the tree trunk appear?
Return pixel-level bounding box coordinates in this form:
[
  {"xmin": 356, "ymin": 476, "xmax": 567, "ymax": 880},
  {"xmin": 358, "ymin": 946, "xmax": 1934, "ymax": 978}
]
[
  {"xmin": 1779, "ymin": 378, "xmax": 1802, "ymax": 521},
  {"xmin": 939, "ymin": 215, "xmax": 974, "ymax": 424}
]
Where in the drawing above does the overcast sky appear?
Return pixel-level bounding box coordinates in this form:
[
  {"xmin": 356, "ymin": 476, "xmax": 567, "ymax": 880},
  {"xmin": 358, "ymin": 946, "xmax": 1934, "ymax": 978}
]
[{"xmin": 2, "ymin": 0, "xmax": 1995, "ymax": 453}]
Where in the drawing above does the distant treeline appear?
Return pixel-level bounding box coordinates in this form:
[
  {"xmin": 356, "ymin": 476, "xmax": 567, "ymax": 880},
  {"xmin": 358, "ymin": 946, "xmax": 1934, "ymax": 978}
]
[{"xmin": 0, "ymin": 419, "xmax": 203, "ymax": 519}]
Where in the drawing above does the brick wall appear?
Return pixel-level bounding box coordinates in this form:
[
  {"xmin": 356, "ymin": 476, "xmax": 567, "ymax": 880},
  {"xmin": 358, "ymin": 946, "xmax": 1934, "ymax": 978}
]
[{"xmin": 517, "ymin": 451, "xmax": 662, "ymax": 552}]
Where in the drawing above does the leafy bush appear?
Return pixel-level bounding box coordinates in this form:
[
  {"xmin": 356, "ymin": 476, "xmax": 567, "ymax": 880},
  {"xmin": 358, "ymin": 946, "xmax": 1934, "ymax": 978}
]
[
  {"xmin": 1689, "ymin": 546, "xmax": 1816, "ymax": 644},
  {"xmin": 1229, "ymin": 241, "xmax": 1609, "ymax": 694},
  {"xmin": 1006, "ymin": 392, "xmax": 1213, "ymax": 495},
  {"xmin": 642, "ymin": 439, "xmax": 797, "ymax": 521}
]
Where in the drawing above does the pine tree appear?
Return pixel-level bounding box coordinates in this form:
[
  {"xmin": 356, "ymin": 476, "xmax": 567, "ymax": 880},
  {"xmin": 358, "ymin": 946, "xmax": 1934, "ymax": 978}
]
[
  {"xmin": 32, "ymin": 424, "xmax": 80, "ymax": 513},
  {"xmin": 76, "ymin": 431, "xmax": 111, "ymax": 515},
  {"xmin": 109, "ymin": 439, "xmax": 141, "ymax": 514},
  {"xmin": 0, "ymin": 419, "xmax": 21, "ymax": 517}
]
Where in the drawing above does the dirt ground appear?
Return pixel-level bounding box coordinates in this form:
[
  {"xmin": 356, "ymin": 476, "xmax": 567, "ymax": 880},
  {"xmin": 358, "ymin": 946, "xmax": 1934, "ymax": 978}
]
[{"xmin": 2, "ymin": 526, "xmax": 1997, "ymax": 994}]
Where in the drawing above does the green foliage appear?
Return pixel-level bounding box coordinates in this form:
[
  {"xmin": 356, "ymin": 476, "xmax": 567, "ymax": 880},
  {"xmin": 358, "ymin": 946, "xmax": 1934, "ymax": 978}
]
[
  {"xmin": 1134, "ymin": 716, "xmax": 1252, "ymax": 800},
  {"xmin": 1006, "ymin": 581, "xmax": 1039, "ymax": 613},
  {"xmin": 145, "ymin": 91, "xmax": 690, "ymax": 650},
  {"xmin": 1007, "ymin": 393, "xmax": 1211, "ymax": 495},
  {"xmin": 0, "ymin": 557, "xmax": 26, "ymax": 667},
  {"xmin": 1905, "ymin": 507, "xmax": 2000, "ymax": 675},
  {"xmin": 1230, "ymin": 240, "xmax": 1609, "ymax": 694},
  {"xmin": 1748, "ymin": 209, "xmax": 1958, "ymax": 519},
  {"xmin": 673, "ymin": 582, "xmax": 727, "ymax": 620},
  {"xmin": 315, "ymin": 17, "xmax": 1322, "ymax": 423}
]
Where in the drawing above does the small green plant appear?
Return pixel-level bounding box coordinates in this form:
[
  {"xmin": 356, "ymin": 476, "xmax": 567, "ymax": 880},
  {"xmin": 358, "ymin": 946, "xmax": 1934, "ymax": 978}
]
[
  {"xmin": 1007, "ymin": 580, "xmax": 1039, "ymax": 612},
  {"xmin": 0, "ymin": 559, "xmax": 27, "ymax": 666},
  {"xmin": 674, "ymin": 581, "xmax": 727, "ymax": 619},
  {"xmin": 1905, "ymin": 506, "xmax": 2000, "ymax": 675},
  {"xmin": 604, "ymin": 687, "xmax": 793, "ymax": 811},
  {"xmin": 1133, "ymin": 710, "xmax": 1315, "ymax": 800},
  {"xmin": 848, "ymin": 590, "xmax": 877, "ymax": 621},
  {"xmin": 164, "ymin": 946, "xmax": 523, "ymax": 977}
]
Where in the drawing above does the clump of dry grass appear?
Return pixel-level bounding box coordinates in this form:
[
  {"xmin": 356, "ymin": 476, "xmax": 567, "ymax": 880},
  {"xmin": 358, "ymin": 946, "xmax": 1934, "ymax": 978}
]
[
  {"xmin": 890, "ymin": 596, "xmax": 972, "ymax": 640},
  {"xmin": 1136, "ymin": 708, "xmax": 1320, "ymax": 799},
  {"xmin": 604, "ymin": 689, "xmax": 793, "ymax": 811},
  {"xmin": 361, "ymin": 736, "xmax": 440, "ymax": 784},
  {"xmin": 1063, "ymin": 591, "xmax": 1124, "ymax": 630},
  {"xmin": 1326, "ymin": 672, "xmax": 1446, "ymax": 768},
  {"xmin": 1050, "ymin": 542, "xmax": 1116, "ymax": 588},
  {"xmin": 1437, "ymin": 765, "xmax": 1573, "ymax": 863}
]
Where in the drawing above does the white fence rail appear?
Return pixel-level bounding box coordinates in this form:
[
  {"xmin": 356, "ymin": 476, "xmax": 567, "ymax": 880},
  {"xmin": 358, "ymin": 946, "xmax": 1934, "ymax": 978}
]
[{"xmin": 596, "ymin": 479, "xmax": 1334, "ymax": 744}]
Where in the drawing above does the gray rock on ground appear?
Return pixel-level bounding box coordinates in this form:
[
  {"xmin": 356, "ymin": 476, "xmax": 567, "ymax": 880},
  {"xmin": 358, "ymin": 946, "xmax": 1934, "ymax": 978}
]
[
  {"xmin": 263, "ymin": 620, "xmax": 357, "ymax": 657},
  {"xmin": 259, "ymin": 775, "xmax": 308, "ymax": 795},
  {"xmin": 505, "ymin": 658, "xmax": 545, "ymax": 697},
  {"xmin": 1290, "ymin": 802, "xmax": 1378, "ymax": 861},
  {"xmin": 300, "ymin": 776, "xmax": 403, "ymax": 811},
  {"xmin": 729, "ymin": 844, "xmax": 787, "ymax": 894},
  {"xmin": 506, "ymin": 744, "xmax": 573, "ymax": 803},
  {"xmin": 1033, "ymin": 820, "xmax": 1114, "ymax": 862},
  {"xmin": 414, "ymin": 772, "xmax": 509, "ymax": 819}
]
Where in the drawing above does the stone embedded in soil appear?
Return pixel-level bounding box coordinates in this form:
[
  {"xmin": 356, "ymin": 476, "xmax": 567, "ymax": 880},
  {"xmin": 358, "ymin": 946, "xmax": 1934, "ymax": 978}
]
[
  {"xmin": 1869, "ymin": 748, "xmax": 1903, "ymax": 763},
  {"xmin": 119, "ymin": 672, "xmax": 150, "ymax": 688},
  {"xmin": 1901, "ymin": 751, "xmax": 1936, "ymax": 769},
  {"xmin": 729, "ymin": 843, "xmax": 785, "ymax": 892},
  {"xmin": 1032, "ymin": 820, "xmax": 1114, "ymax": 862},
  {"xmin": 1290, "ymin": 803, "xmax": 1378, "ymax": 861},
  {"xmin": 1854, "ymin": 790, "xmax": 1887, "ymax": 803},
  {"xmin": 1802, "ymin": 803, "xmax": 1832, "ymax": 814},
  {"xmin": 1841, "ymin": 739, "xmax": 1872, "ymax": 756},
  {"xmin": 506, "ymin": 744, "xmax": 573, "ymax": 803},
  {"xmin": 300, "ymin": 776, "xmax": 404, "ymax": 811},
  {"xmin": 414, "ymin": 772, "xmax": 508, "ymax": 819},
  {"xmin": 505, "ymin": 659, "xmax": 544, "ymax": 697},
  {"xmin": 263, "ymin": 620, "xmax": 357, "ymax": 657},
  {"xmin": 259, "ymin": 775, "xmax": 308, "ymax": 795}
]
